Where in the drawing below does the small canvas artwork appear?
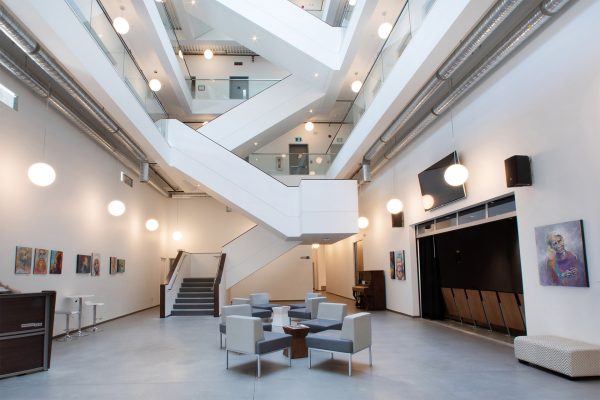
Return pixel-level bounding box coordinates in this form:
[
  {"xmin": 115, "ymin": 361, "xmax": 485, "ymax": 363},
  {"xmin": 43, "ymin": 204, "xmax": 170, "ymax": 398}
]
[
  {"xmin": 91, "ymin": 253, "xmax": 101, "ymax": 276},
  {"xmin": 395, "ymin": 250, "xmax": 406, "ymax": 281},
  {"xmin": 76, "ymin": 254, "xmax": 91, "ymax": 274},
  {"xmin": 117, "ymin": 259, "xmax": 125, "ymax": 273},
  {"xmin": 389, "ymin": 251, "xmax": 395, "ymax": 279},
  {"xmin": 534, "ymin": 220, "xmax": 589, "ymax": 287},
  {"xmin": 49, "ymin": 250, "xmax": 63, "ymax": 274},
  {"xmin": 33, "ymin": 248, "xmax": 49, "ymax": 275},
  {"xmin": 109, "ymin": 257, "xmax": 117, "ymax": 275},
  {"xmin": 15, "ymin": 246, "xmax": 33, "ymax": 274}
]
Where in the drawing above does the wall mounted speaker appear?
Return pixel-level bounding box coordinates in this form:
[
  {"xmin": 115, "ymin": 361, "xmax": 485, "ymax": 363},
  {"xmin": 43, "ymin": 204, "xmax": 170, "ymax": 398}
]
[
  {"xmin": 504, "ymin": 155, "xmax": 532, "ymax": 187},
  {"xmin": 391, "ymin": 212, "xmax": 404, "ymax": 228}
]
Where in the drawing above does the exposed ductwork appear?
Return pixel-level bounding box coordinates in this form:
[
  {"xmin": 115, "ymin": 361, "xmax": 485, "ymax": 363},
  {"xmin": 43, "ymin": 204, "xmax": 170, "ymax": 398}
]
[{"xmin": 361, "ymin": 0, "xmax": 572, "ymax": 180}]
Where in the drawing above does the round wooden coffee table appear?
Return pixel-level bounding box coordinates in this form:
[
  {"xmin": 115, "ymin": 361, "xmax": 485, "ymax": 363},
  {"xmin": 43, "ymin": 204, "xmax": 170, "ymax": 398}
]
[{"xmin": 282, "ymin": 324, "xmax": 310, "ymax": 358}]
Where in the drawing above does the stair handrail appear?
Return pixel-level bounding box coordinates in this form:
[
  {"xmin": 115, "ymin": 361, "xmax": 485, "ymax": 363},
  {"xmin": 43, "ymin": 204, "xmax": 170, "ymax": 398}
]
[
  {"xmin": 212, "ymin": 253, "xmax": 227, "ymax": 317},
  {"xmin": 160, "ymin": 250, "xmax": 187, "ymax": 318}
]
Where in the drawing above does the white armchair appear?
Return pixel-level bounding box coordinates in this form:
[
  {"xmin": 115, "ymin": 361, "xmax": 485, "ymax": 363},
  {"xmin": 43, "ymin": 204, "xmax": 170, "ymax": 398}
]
[
  {"xmin": 225, "ymin": 315, "xmax": 292, "ymax": 377},
  {"xmin": 306, "ymin": 312, "xmax": 372, "ymax": 376}
]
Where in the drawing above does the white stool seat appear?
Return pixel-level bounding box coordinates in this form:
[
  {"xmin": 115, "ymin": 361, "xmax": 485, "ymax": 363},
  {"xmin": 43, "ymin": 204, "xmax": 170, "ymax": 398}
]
[
  {"xmin": 55, "ymin": 310, "xmax": 79, "ymax": 341},
  {"xmin": 272, "ymin": 306, "xmax": 290, "ymax": 327},
  {"xmin": 84, "ymin": 301, "xmax": 104, "ymax": 333}
]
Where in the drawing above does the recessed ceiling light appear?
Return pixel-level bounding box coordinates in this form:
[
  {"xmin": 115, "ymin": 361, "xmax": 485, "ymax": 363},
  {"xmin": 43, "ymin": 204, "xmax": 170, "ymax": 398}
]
[
  {"xmin": 314, "ymin": 72, "xmax": 319, "ymax": 78},
  {"xmin": 254, "ymin": 142, "xmax": 258, "ymax": 146},
  {"xmin": 309, "ymin": 109, "xmax": 313, "ymax": 113},
  {"xmin": 348, "ymin": 0, "xmax": 357, "ymax": 6},
  {"xmin": 149, "ymin": 78, "xmax": 161, "ymax": 92},
  {"xmin": 113, "ymin": 17, "xmax": 130, "ymax": 35},
  {"xmin": 351, "ymin": 80, "xmax": 362, "ymax": 93},
  {"xmin": 252, "ymin": 35, "xmax": 257, "ymax": 41},
  {"xmin": 378, "ymin": 22, "xmax": 392, "ymax": 39},
  {"xmin": 204, "ymin": 49, "xmax": 214, "ymax": 60},
  {"xmin": 178, "ymin": 49, "xmax": 183, "ymax": 59},
  {"xmin": 309, "ymin": 171, "xmax": 316, "ymax": 176}
]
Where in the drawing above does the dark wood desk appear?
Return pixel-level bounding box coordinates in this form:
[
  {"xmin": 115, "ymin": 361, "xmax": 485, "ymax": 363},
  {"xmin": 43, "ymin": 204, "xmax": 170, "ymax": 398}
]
[{"xmin": 282, "ymin": 324, "xmax": 309, "ymax": 359}]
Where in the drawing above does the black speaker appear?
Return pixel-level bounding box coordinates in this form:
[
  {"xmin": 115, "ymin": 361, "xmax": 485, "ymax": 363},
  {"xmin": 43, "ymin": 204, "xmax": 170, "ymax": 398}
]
[
  {"xmin": 391, "ymin": 212, "xmax": 404, "ymax": 227},
  {"xmin": 504, "ymin": 155, "xmax": 532, "ymax": 187}
]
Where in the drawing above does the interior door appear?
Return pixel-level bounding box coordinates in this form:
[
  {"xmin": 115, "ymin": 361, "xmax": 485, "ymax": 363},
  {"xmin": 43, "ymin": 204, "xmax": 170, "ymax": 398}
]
[
  {"xmin": 289, "ymin": 144, "xmax": 308, "ymax": 175},
  {"xmin": 229, "ymin": 76, "xmax": 249, "ymax": 99}
]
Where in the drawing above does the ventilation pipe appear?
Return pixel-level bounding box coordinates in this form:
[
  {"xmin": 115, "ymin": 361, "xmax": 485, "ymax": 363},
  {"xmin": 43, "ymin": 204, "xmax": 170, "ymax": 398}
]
[{"xmin": 363, "ymin": 0, "xmax": 571, "ymax": 179}]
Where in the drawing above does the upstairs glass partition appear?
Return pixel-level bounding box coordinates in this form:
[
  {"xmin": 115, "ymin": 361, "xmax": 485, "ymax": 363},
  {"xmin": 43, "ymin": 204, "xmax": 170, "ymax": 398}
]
[
  {"xmin": 288, "ymin": 0, "xmax": 354, "ymax": 27},
  {"xmin": 154, "ymin": 0, "xmax": 195, "ymax": 78},
  {"xmin": 186, "ymin": 78, "xmax": 283, "ymax": 101},
  {"xmin": 249, "ymin": 153, "xmax": 333, "ymax": 176},
  {"xmin": 335, "ymin": 0, "xmax": 436, "ymax": 152},
  {"xmin": 65, "ymin": 0, "xmax": 167, "ymax": 121}
]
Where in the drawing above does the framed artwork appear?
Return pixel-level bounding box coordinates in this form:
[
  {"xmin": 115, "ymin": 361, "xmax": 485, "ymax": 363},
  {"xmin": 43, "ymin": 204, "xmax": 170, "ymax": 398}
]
[
  {"xmin": 49, "ymin": 250, "xmax": 63, "ymax": 274},
  {"xmin": 33, "ymin": 248, "xmax": 49, "ymax": 275},
  {"xmin": 117, "ymin": 259, "xmax": 125, "ymax": 273},
  {"xmin": 534, "ymin": 220, "xmax": 589, "ymax": 287},
  {"xmin": 109, "ymin": 257, "xmax": 117, "ymax": 275},
  {"xmin": 91, "ymin": 253, "xmax": 101, "ymax": 276},
  {"xmin": 389, "ymin": 251, "xmax": 395, "ymax": 279},
  {"xmin": 395, "ymin": 250, "xmax": 406, "ymax": 281},
  {"xmin": 15, "ymin": 246, "xmax": 33, "ymax": 274},
  {"xmin": 76, "ymin": 254, "xmax": 91, "ymax": 274}
]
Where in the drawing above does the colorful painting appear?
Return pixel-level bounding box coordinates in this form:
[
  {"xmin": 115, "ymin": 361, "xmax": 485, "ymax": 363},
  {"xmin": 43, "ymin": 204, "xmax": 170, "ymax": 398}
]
[
  {"xmin": 395, "ymin": 250, "xmax": 406, "ymax": 281},
  {"xmin": 33, "ymin": 248, "xmax": 49, "ymax": 274},
  {"xmin": 49, "ymin": 250, "xmax": 63, "ymax": 274},
  {"xmin": 534, "ymin": 220, "xmax": 588, "ymax": 287},
  {"xmin": 117, "ymin": 259, "xmax": 125, "ymax": 273},
  {"xmin": 389, "ymin": 251, "xmax": 395, "ymax": 279},
  {"xmin": 76, "ymin": 254, "xmax": 91, "ymax": 274},
  {"xmin": 109, "ymin": 257, "xmax": 117, "ymax": 275},
  {"xmin": 15, "ymin": 246, "xmax": 33, "ymax": 274},
  {"xmin": 91, "ymin": 253, "xmax": 101, "ymax": 276}
]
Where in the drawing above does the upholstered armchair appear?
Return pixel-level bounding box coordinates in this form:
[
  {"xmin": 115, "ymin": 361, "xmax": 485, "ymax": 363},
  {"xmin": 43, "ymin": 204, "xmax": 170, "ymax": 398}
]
[
  {"xmin": 288, "ymin": 296, "xmax": 327, "ymax": 321},
  {"xmin": 225, "ymin": 315, "xmax": 292, "ymax": 377},
  {"xmin": 219, "ymin": 304, "xmax": 271, "ymax": 348},
  {"xmin": 249, "ymin": 292, "xmax": 280, "ymax": 311},
  {"xmin": 231, "ymin": 297, "xmax": 271, "ymax": 319},
  {"xmin": 306, "ymin": 312, "xmax": 372, "ymax": 376},
  {"xmin": 301, "ymin": 302, "xmax": 347, "ymax": 333},
  {"xmin": 289, "ymin": 292, "xmax": 320, "ymax": 309}
]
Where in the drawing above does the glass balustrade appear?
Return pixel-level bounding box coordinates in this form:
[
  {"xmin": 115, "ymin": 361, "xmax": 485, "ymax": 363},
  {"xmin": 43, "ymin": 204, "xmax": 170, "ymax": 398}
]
[
  {"xmin": 248, "ymin": 153, "xmax": 333, "ymax": 176},
  {"xmin": 333, "ymin": 0, "xmax": 436, "ymax": 154},
  {"xmin": 65, "ymin": 0, "xmax": 168, "ymax": 121},
  {"xmin": 187, "ymin": 78, "xmax": 283, "ymax": 101},
  {"xmin": 288, "ymin": 0, "xmax": 354, "ymax": 27}
]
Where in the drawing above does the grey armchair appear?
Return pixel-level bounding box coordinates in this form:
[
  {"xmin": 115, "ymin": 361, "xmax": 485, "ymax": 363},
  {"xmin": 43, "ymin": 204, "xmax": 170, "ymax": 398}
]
[
  {"xmin": 219, "ymin": 304, "xmax": 271, "ymax": 348},
  {"xmin": 225, "ymin": 315, "xmax": 292, "ymax": 377},
  {"xmin": 249, "ymin": 292, "xmax": 281, "ymax": 311},
  {"xmin": 288, "ymin": 296, "xmax": 327, "ymax": 321},
  {"xmin": 301, "ymin": 302, "xmax": 347, "ymax": 333},
  {"xmin": 289, "ymin": 292, "xmax": 320, "ymax": 309},
  {"xmin": 306, "ymin": 312, "xmax": 372, "ymax": 376},
  {"xmin": 231, "ymin": 297, "xmax": 271, "ymax": 319}
]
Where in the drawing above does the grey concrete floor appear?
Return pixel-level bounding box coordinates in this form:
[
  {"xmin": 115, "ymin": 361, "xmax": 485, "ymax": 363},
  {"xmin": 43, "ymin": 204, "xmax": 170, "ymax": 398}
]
[{"xmin": 1, "ymin": 296, "xmax": 599, "ymax": 399}]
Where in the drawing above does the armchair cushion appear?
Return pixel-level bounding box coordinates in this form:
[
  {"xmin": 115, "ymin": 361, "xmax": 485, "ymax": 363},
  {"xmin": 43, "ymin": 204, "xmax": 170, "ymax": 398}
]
[
  {"xmin": 306, "ymin": 332, "xmax": 353, "ymax": 353},
  {"xmin": 251, "ymin": 308, "xmax": 272, "ymax": 318},
  {"xmin": 256, "ymin": 332, "xmax": 292, "ymax": 354},
  {"xmin": 302, "ymin": 318, "xmax": 344, "ymax": 333},
  {"xmin": 301, "ymin": 303, "xmax": 347, "ymax": 333},
  {"xmin": 289, "ymin": 296, "xmax": 327, "ymax": 320}
]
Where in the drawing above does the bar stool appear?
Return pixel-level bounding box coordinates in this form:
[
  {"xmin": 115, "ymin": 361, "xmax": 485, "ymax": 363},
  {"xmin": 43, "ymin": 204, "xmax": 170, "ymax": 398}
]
[
  {"xmin": 85, "ymin": 301, "xmax": 104, "ymax": 333},
  {"xmin": 55, "ymin": 310, "xmax": 79, "ymax": 341}
]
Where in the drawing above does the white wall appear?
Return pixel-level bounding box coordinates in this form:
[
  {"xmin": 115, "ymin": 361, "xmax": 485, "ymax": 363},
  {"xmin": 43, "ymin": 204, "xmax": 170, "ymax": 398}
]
[
  {"xmin": 230, "ymin": 244, "xmax": 313, "ymax": 300},
  {"xmin": 322, "ymin": 0, "xmax": 600, "ymax": 344},
  {"xmin": 0, "ymin": 67, "xmax": 168, "ymax": 335},
  {"xmin": 184, "ymin": 55, "xmax": 288, "ymax": 80}
]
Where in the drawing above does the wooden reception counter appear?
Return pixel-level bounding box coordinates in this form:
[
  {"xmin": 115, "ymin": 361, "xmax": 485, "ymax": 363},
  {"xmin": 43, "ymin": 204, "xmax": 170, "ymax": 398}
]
[{"xmin": 0, "ymin": 291, "xmax": 56, "ymax": 379}]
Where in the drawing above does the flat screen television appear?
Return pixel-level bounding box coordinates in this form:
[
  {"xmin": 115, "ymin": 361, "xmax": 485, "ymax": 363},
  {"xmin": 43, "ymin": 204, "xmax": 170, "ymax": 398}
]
[{"xmin": 418, "ymin": 152, "xmax": 466, "ymax": 211}]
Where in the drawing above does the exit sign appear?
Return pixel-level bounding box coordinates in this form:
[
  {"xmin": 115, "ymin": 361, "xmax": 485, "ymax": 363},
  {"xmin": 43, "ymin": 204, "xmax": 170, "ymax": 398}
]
[{"xmin": 294, "ymin": 137, "xmax": 302, "ymax": 143}]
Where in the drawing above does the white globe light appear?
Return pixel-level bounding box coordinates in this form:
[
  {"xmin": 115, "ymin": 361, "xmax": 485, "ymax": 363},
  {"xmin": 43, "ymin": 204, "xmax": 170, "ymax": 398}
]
[
  {"xmin": 378, "ymin": 22, "xmax": 392, "ymax": 39},
  {"xmin": 204, "ymin": 49, "xmax": 213, "ymax": 60},
  {"xmin": 422, "ymin": 194, "xmax": 434, "ymax": 210},
  {"xmin": 312, "ymin": 243, "xmax": 320, "ymax": 249},
  {"xmin": 145, "ymin": 218, "xmax": 159, "ymax": 231},
  {"xmin": 108, "ymin": 200, "xmax": 126, "ymax": 216},
  {"xmin": 172, "ymin": 231, "xmax": 183, "ymax": 241},
  {"xmin": 386, "ymin": 198, "xmax": 403, "ymax": 214},
  {"xmin": 315, "ymin": 156, "xmax": 323, "ymax": 164},
  {"xmin": 27, "ymin": 162, "xmax": 56, "ymax": 186},
  {"xmin": 358, "ymin": 216, "xmax": 369, "ymax": 229},
  {"xmin": 444, "ymin": 164, "xmax": 469, "ymax": 186},
  {"xmin": 348, "ymin": 0, "xmax": 357, "ymax": 5},
  {"xmin": 113, "ymin": 17, "xmax": 130, "ymax": 34},
  {"xmin": 149, "ymin": 78, "xmax": 162, "ymax": 92},
  {"xmin": 351, "ymin": 80, "xmax": 362, "ymax": 93},
  {"xmin": 305, "ymin": 121, "xmax": 314, "ymax": 131}
]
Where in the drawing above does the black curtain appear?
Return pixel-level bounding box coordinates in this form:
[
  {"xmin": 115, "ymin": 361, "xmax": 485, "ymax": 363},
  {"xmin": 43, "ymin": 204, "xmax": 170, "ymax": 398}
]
[{"xmin": 418, "ymin": 236, "xmax": 444, "ymax": 319}]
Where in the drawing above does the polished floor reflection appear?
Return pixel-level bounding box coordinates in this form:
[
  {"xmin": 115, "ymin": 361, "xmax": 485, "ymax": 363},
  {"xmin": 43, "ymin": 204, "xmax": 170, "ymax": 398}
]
[{"xmin": 1, "ymin": 296, "xmax": 598, "ymax": 399}]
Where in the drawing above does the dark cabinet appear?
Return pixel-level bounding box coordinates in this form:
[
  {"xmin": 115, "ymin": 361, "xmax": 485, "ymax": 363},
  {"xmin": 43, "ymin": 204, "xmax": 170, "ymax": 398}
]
[{"xmin": 352, "ymin": 270, "xmax": 386, "ymax": 311}]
